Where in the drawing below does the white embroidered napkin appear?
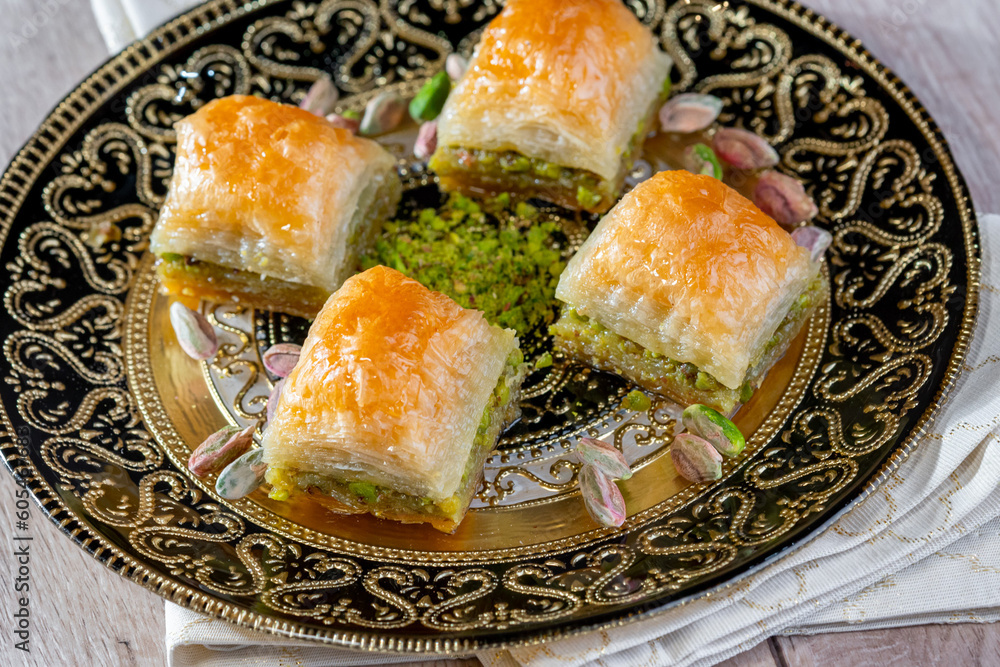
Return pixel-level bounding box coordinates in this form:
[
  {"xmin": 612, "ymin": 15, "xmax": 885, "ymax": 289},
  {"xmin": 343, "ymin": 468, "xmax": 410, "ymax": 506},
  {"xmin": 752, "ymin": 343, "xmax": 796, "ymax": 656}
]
[
  {"xmin": 89, "ymin": 3, "xmax": 1000, "ymax": 665},
  {"xmin": 90, "ymin": 0, "xmax": 197, "ymax": 52}
]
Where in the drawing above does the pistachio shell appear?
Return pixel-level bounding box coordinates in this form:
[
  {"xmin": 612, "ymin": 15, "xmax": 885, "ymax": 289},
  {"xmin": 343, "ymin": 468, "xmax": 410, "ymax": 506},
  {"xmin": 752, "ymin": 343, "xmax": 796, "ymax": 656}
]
[
  {"xmin": 791, "ymin": 225, "xmax": 833, "ymax": 262},
  {"xmin": 682, "ymin": 404, "xmax": 745, "ymax": 458},
  {"xmin": 576, "ymin": 437, "xmax": 632, "ymax": 480},
  {"xmin": 360, "ymin": 91, "xmax": 406, "ymax": 136},
  {"xmin": 445, "ymin": 53, "xmax": 467, "ymax": 82},
  {"xmin": 325, "ymin": 113, "xmax": 360, "ymax": 133},
  {"xmin": 683, "ymin": 143, "xmax": 723, "ymax": 179},
  {"xmin": 215, "ymin": 448, "xmax": 267, "ymax": 500},
  {"xmin": 658, "ymin": 93, "xmax": 724, "ymax": 133},
  {"xmin": 414, "ymin": 121, "xmax": 438, "ymax": 160},
  {"xmin": 670, "ymin": 433, "xmax": 723, "ymax": 483},
  {"xmin": 624, "ymin": 158, "xmax": 653, "ymax": 188},
  {"xmin": 409, "ymin": 71, "xmax": 451, "ymax": 122},
  {"xmin": 299, "ymin": 74, "xmax": 339, "ymax": 116},
  {"xmin": 712, "ymin": 128, "xmax": 780, "ymax": 170},
  {"xmin": 262, "ymin": 343, "xmax": 302, "ymax": 378},
  {"xmin": 188, "ymin": 424, "xmax": 256, "ymax": 477},
  {"xmin": 189, "ymin": 425, "xmax": 239, "ymax": 469},
  {"xmin": 579, "ymin": 464, "xmax": 626, "ymax": 528},
  {"xmin": 266, "ymin": 378, "xmax": 285, "ymax": 423},
  {"xmin": 753, "ymin": 170, "xmax": 819, "ymax": 227},
  {"xmin": 169, "ymin": 302, "xmax": 218, "ymax": 361}
]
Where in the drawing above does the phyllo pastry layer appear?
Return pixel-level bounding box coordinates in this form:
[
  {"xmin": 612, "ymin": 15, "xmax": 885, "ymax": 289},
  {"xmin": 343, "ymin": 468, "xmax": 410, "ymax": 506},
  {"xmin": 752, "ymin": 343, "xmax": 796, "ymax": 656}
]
[
  {"xmin": 150, "ymin": 95, "xmax": 401, "ymax": 318},
  {"xmin": 429, "ymin": 0, "xmax": 672, "ymax": 213},
  {"xmin": 261, "ymin": 266, "xmax": 526, "ymax": 533},
  {"xmin": 553, "ymin": 170, "xmax": 824, "ymax": 413}
]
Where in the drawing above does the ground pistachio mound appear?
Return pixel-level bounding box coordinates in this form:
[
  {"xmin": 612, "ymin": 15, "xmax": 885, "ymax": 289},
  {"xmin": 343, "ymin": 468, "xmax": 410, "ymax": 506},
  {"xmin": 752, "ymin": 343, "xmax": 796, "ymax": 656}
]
[{"xmin": 360, "ymin": 192, "xmax": 565, "ymax": 336}]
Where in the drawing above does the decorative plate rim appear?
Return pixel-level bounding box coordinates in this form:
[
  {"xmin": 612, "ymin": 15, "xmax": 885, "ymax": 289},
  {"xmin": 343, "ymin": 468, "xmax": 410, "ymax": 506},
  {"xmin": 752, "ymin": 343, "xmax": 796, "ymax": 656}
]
[{"xmin": 0, "ymin": 0, "xmax": 981, "ymax": 655}]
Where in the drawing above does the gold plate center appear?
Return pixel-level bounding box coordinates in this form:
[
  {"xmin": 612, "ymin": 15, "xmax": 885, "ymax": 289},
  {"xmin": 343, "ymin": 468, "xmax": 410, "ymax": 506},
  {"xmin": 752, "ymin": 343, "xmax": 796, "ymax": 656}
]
[{"xmin": 127, "ymin": 254, "xmax": 828, "ymax": 563}]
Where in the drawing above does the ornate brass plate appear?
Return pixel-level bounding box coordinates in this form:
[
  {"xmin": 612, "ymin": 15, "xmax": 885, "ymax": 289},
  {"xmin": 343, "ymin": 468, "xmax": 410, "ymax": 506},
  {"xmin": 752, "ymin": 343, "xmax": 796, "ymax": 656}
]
[{"xmin": 0, "ymin": 0, "xmax": 980, "ymax": 653}]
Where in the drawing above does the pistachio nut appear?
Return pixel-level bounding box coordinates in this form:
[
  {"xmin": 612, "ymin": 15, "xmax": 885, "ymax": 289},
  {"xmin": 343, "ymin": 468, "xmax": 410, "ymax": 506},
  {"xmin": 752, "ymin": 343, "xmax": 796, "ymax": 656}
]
[
  {"xmin": 360, "ymin": 91, "xmax": 406, "ymax": 136},
  {"xmin": 622, "ymin": 389, "xmax": 652, "ymax": 412},
  {"xmin": 413, "ymin": 120, "xmax": 438, "ymax": 160},
  {"xmin": 325, "ymin": 113, "xmax": 360, "ymax": 133},
  {"xmin": 576, "ymin": 437, "xmax": 632, "ymax": 480},
  {"xmin": 188, "ymin": 423, "xmax": 256, "ymax": 477},
  {"xmin": 262, "ymin": 343, "xmax": 302, "ymax": 378},
  {"xmin": 534, "ymin": 351, "xmax": 553, "ymax": 369},
  {"xmin": 658, "ymin": 93, "xmax": 724, "ymax": 134},
  {"xmin": 670, "ymin": 433, "xmax": 723, "ymax": 483},
  {"xmin": 579, "ymin": 464, "xmax": 626, "ymax": 528},
  {"xmin": 299, "ymin": 74, "xmax": 339, "ymax": 116},
  {"xmin": 791, "ymin": 225, "xmax": 833, "ymax": 262},
  {"xmin": 445, "ymin": 53, "xmax": 468, "ymax": 82},
  {"xmin": 169, "ymin": 302, "xmax": 218, "ymax": 361},
  {"xmin": 215, "ymin": 448, "xmax": 267, "ymax": 500},
  {"xmin": 409, "ymin": 71, "xmax": 451, "ymax": 122},
  {"xmin": 684, "ymin": 143, "xmax": 723, "ymax": 180},
  {"xmin": 682, "ymin": 404, "xmax": 745, "ymax": 458},
  {"xmin": 753, "ymin": 169, "xmax": 819, "ymax": 227},
  {"xmin": 712, "ymin": 128, "xmax": 780, "ymax": 170}
]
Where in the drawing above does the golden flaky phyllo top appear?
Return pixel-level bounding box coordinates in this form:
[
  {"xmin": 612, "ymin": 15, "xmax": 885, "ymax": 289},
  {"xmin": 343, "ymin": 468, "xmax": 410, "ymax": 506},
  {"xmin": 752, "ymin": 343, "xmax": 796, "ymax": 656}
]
[
  {"xmin": 150, "ymin": 95, "xmax": 397, "ymax": 291},
  {"xmin": 556, "ymin": 171, "xmax": 820, "ymax": 389},
  {"xmin": 262, "ymin": 267, "xmax": 517, "ymax": 500},
  {"xmin": 435, "ymin": 0, "xmax": 671, "ymax": 181}
]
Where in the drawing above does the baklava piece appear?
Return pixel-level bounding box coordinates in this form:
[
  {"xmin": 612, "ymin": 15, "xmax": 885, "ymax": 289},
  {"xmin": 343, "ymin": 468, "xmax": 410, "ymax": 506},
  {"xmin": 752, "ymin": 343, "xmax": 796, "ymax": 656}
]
[
  {"xmin": 150, "ymin": 95, "xmax": 401, "ymax": 318},
  {"xmin": 552, "ymin": 170, "xmax": 826, "ymax": 413},
  {"xmin": 429, "ymin": 0, "xmax": 672, "ymax": 214},
  {"xmin": 262, "ymin": 266, "xmax": 527, "ymax": 533}
]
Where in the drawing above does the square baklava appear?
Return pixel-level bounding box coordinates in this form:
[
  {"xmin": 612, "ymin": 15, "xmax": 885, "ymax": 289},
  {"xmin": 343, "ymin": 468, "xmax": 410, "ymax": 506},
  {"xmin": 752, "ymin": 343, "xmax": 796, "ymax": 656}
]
[
  {"xmin": 150, "ymin": 95, "xmax": 401, "ymax": 318},
  {"xmin": 551, "ymin": 170, "xmax": 826, "ymax": 413},
  {"xmin": 429, "ymin": 0, "xmax": 672, "ymax": 213},
  {"xmin": 261, "ymin": 266, "xmax": 527, "ymax": 533}
]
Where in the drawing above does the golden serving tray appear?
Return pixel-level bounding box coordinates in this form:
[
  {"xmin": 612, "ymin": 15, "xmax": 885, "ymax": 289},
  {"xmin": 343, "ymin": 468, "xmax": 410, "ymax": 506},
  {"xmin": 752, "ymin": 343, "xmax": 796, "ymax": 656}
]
[{"xmin": 0, "ymin": 0, "xmax": 979, "ymax": 654}]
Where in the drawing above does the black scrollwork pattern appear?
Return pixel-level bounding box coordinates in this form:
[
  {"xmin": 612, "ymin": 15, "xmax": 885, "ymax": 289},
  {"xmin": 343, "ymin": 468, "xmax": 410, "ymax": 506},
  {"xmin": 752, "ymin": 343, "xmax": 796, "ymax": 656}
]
[{"xmin": 0, "ymin": 0, "xmax": 978, "ymax": 650}]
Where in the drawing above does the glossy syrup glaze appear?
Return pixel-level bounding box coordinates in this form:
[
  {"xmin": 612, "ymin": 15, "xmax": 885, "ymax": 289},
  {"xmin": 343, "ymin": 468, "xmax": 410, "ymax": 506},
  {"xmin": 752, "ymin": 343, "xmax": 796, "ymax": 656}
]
[
  {"xmin": 262, "ymin": 267, "xmax": 516, "ymax": 498},
  {"xmin": 556, "ymin": 171, "xmax": 818, "ymax": 389},
  {"xmin": 151, "ymin": 95, "xmax": 396, "ymax": 289},
  {"xmin": 436, "ymin": 0, "xmax": 671, "ymax": 180}
]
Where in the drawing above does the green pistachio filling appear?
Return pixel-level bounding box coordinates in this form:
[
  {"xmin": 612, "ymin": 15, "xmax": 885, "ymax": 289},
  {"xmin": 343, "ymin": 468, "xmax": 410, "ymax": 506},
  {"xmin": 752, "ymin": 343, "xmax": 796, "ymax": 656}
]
[
  {"xmin": 155, "ymin": 254, "xmax": 331, "ymax": 317},
  {"xmin": 360, "ymin": 192, "xmax": 564, "ymax": 336},
  {"xmin": 429, "ymin": 80, "xmax": 668, "ymax": 212},
  {"xmin": 429, "ymin": 146, "xmax": 612, "ymax": 210},
  {"xmin": 576, "ymin": 185, "xmax": 603, "ymax": 210},
  {"xmin": 623, "ymin": 389, "xmax": 652, "ymax": 412}
]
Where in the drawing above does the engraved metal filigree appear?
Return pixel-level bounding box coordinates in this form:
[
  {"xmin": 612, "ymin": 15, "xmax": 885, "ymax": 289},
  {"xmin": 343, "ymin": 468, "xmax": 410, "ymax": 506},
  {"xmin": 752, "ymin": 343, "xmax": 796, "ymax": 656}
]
[{"xmin": 0, "ymin": 0, "xmax": 980, "ymax": 653}]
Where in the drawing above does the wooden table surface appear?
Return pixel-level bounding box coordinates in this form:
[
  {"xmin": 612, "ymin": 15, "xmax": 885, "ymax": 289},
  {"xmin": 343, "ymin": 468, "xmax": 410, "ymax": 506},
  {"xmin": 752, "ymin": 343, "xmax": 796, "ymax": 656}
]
[{"xmin": 0, "ymin": 1, "xmax": 998, "ymax": 665}]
